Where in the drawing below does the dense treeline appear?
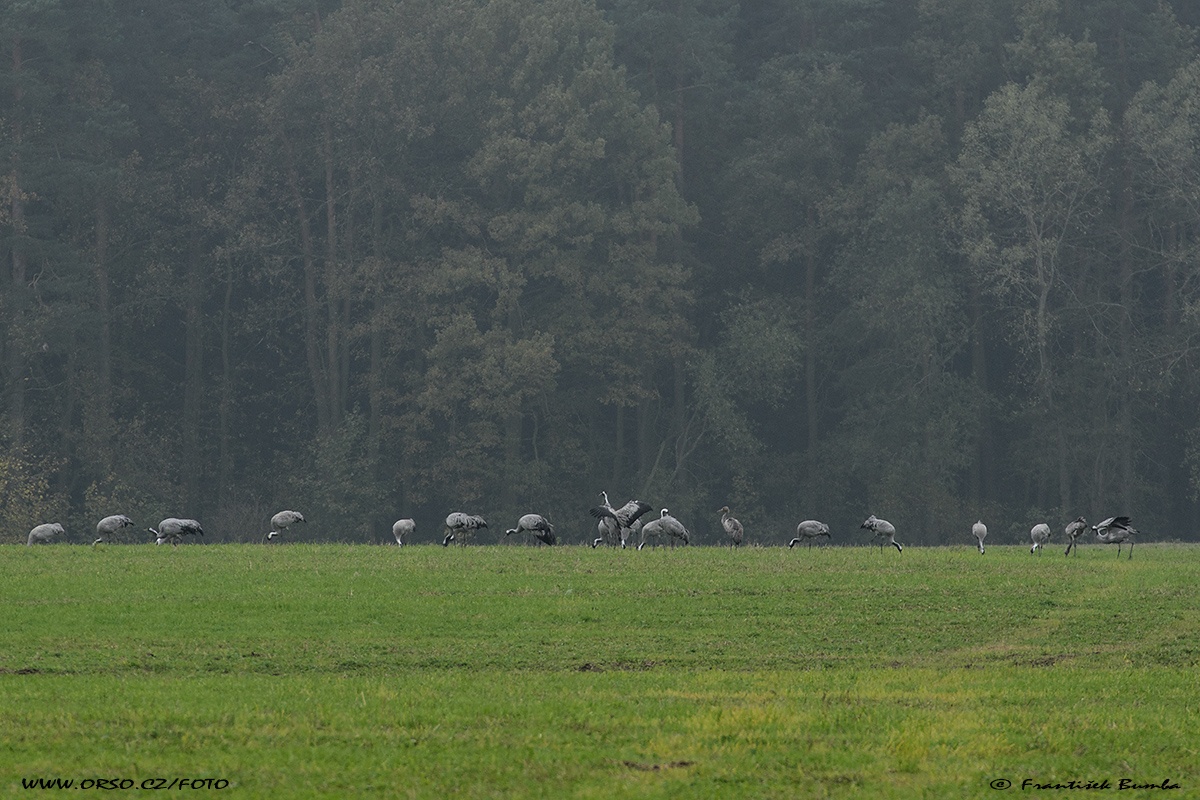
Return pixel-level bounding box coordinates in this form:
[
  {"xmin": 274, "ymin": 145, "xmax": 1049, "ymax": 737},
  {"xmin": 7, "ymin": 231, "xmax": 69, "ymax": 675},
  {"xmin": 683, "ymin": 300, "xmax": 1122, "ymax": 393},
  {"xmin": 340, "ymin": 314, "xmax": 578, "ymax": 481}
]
[{"xmin": 3, "ymin": 0, "xmax": 1200, "ymax": 545}]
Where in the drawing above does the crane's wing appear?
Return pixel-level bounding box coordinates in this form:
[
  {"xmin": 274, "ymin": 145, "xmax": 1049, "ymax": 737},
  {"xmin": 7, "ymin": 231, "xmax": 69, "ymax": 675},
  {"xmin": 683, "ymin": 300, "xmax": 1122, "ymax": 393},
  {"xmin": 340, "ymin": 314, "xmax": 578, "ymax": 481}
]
[
  {"xmin": 616, "ymin": 500, "xmax": 652, "ymax": 526},
  {"xmin": 589, "ymin": 506, "xmax": 619, "ymax": 521}
]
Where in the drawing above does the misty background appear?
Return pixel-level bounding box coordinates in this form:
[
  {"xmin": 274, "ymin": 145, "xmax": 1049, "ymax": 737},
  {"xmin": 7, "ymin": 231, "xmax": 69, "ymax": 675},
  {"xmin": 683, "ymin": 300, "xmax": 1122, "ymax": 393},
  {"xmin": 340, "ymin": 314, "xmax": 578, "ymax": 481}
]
[{"xmin": 3, "ymin": 0, "xmax": 1200, "ymax": 545}]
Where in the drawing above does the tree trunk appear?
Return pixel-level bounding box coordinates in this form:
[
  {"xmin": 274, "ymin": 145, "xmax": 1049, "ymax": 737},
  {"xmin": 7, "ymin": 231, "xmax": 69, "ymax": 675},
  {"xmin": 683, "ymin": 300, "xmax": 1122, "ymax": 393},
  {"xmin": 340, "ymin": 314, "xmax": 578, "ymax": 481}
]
[
  {"xmin": 323, "ymin": 119, "xmax": 343, "ymax": 426},
  {"xmin": 613, "ymin": 403, "xmax": 625, "ymax": 486},
  {"xmin": 804, "ymin": 207, "xmax": 818, "ymax": 479},
  {"xmin": 505, "ymin": 410, "xmax": 522, "ymax": 509},
  {"xmin": 7, "ymin": 203, "xmax": 26, "ymax": 447},
  {"xmin": 672, "ymin": 0, "xmax": 685, "ymax": 193},
  {"xmin": 366, "ymin": 190, "xmax": 385, "ymax": 476},
  {"xmin": 637, "ymin": 393, "xmax": 654, "ymax": 488},
  {"xmin": 217, "ymin": 255, "xmax": 235, "ymax": 507},
  {"xmin": 1118, "ymin": 163, "xmax": 1135, "ymax": 511},
  {"xmin": 672, "ymin": 357, "xmax": 686, "ymax": 488},
  {"xmin": 7, "ymin": 34, "xmax": 26, "ymax": 446},
  {"xmin": 182, "ymin": 233, "xmax": 205, "ymax": 515},
  {"xmin": 94, "ymin": 197, "xmax": 113, "ymax": 423},
  {"xmin": 283, "ymin": 135, "xmax": 331, "ymax": 432},
  {"xmin": 969, "ymin": 277, "xmax": 993, "ymax": 502}
]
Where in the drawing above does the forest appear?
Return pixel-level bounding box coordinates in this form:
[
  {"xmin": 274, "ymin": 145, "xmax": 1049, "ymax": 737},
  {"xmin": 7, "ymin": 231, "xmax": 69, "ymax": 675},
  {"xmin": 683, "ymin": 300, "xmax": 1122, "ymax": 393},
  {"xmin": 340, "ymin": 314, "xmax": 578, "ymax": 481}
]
[{"xmin": 3, "ymin": 0, "xmax": 1200, "ymax": 546}]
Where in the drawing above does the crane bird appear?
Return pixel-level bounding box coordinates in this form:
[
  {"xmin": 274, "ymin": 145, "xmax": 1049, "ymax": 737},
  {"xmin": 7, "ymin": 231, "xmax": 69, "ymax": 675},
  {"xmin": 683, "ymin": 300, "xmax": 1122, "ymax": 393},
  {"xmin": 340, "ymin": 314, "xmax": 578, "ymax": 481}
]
[
  {"xmin": 636, "ymin": 509, "xmax": 690, "ymax": 550},
  {"xmin": 589, "ymin": 492, "xmax": 652, "ymax": 548},
  {"xmin": 27, "ymin": 522, "xmax": 64, "ymax": 546},
  {"xmin": 93, "ymin": 514, "xmax": 134, "ymax": 546},
  {"xmin": 1064, "ymin": 517, "xmax": 1087, "ymax": 556},
  {"xmin": 1092, "ymin": 516, "xmax": 1137, "ymax": 559},
  {"xmin": 148, "ymin": 518, "xmax": 204, "ymax": 547},
  {"xmin": 717, "ymin": 506, "xmax": 744, "ymax": 547},
  {"xmin": 264, "ymin": 510, "xmax": 305, "ymax": 543},
  {"xmin": 789, "ymin": 520, "xmax": 830, "ymax": 548},
  {"xmin": 972, "ymin": 520, "xmax": 987, "ymax": 554},
  {"xmin": 1030, "ymin": 523, "xmax": 1050, "ymax": 554},
  {"xmin": 860, "ymin": 515, "xmax": 902, "ymax": 553},
  {"xmin": 392, "ymin": 518, "xmax": 415, "ymax": 546},
  {"xmin": 443, "ymin": 512, "xmax": 487, "ymax": 546},
  {"xmin": 505, "ymin": 513, "xmax": 556, "ymax": 546}
]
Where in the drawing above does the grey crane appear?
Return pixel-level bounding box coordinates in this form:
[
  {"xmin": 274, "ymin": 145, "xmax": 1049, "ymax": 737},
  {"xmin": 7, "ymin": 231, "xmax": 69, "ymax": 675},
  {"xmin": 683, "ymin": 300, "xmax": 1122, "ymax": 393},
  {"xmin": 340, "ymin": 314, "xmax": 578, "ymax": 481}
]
[
  {"xmin": 149, "ymin": 518, "xmax": 204, "ymax": 547},
  {"xmin": 860, "ymin": 515, "xmax": 902, "ymax": 553},
  {"xmin": 392, "ymin": 518, "xmax": 415, "ymax": 546},
  {"xmin": 93, "ymin": 514, "xmax": 134, "ymax": 546},
  {"xmin": 1029, "ymin": 523, "xmax": 1050, "ymax": 554},
  {"xmin": 718, "ymin": 506, "xmax": 744, "ymax": 547},
  {"xmin": 789, "ymin": 520, "xmax": 831, "ymax": 548},
  {"xmin": 1064, "ymin": 517, "xmax": 1087, "ymax": 556},
  {"xmin": 264, "ymin": 510, "xmax": 305, "ymax": 543},
  {"xmin": 589, "ymin": 492, "xmax": 652, "ymax": 548},
  {"xmin": 972, "ymin": 520, "xmax": 987, "ymax": 554},
  {"xmin": 505, "ymin": 513, "xmax": 556, "ymax": 546},
  {"xmin": 1092, "ymin": 516, "xmax": 1137, "ymax": 559},
  {"xmin": 27, "ymin": 522, "xmax": 64, "ymax": 546},
  {"xmin": 443, "ymin": 512, "xmax": 487, "ymax": 546},
  {"xmin": 636, "ymin": 509, "xmax": 690, "ymax": 550}
]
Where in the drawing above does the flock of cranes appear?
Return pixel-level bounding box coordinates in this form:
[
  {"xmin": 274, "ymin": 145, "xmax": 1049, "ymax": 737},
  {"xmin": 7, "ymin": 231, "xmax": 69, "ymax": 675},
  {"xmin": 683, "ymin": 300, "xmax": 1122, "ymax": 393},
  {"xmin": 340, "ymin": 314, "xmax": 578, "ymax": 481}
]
[
  {"xmin": 589, "ymin": 493, "xmax": 652, "ymax": 548},
  {"xmin": 21, "ymin": 499, "xmax": 1144, "ymax": 557},
  {"xmin": 1018, "ymin": 516, "xmax": 1139, "ymax": 559}
]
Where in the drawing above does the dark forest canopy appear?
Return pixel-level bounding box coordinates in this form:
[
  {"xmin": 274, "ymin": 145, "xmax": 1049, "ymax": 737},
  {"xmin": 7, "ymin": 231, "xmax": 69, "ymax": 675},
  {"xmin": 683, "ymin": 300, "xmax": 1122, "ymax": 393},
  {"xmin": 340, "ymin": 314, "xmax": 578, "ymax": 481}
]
[{"xmin": 3, "ymin": 0, "xmax": 1200, "ymax": 545}]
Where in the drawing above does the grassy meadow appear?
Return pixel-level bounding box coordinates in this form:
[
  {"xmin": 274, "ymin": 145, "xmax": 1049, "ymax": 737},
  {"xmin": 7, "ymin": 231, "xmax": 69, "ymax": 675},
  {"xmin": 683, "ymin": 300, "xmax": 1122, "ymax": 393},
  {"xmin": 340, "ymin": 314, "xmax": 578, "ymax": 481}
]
[{"xmin": 1, "ymin": 542, "xmax": 1198, "ymax": 798}]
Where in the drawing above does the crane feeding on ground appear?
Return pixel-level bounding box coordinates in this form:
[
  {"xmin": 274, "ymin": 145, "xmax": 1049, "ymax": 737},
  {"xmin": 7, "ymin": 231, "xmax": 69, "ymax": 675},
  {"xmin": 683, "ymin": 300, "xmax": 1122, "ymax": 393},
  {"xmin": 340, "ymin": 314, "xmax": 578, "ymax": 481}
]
[
  {"xmin": 149, "ymin": 518, "xmax": 204, "ymax": 546},
  {"xmin": 789, "ymin": 520, "xmax": 830, "ymax": 548},
  {"xmin": 264, "ymin": 510, "xmax": 305, "ymax": 543},
  {"xmin": 1064, "ymin": 517, "xmax": 1087, "ymax": 556},
  {"xmin": 861, "ymin": 515, "xmax": 902, "ymax": 553},
  {"xmin": 27, "ymin": 523, "xmax": 64, "ymax": 546},
  {"xmin": 972, "ymin": 521, "xmax": 987, "ymax": 554},
  {"xmin": 392, "ymin": 518, "xmax": 415, "ymax": 546},
  {"xmin": 505, "ymin": 513, "xmax": 556, "ymax": 545},
  {"xmin": 1030, "ymin": 523, "xmax": 1050, "ymax": 554},
  {"xmin": 94, "ymin": 515, "xmax": 134, "ymax": 546},
  {"xmin": 443, "ymin": 512, "xmax": 487, "ymax": 546}
]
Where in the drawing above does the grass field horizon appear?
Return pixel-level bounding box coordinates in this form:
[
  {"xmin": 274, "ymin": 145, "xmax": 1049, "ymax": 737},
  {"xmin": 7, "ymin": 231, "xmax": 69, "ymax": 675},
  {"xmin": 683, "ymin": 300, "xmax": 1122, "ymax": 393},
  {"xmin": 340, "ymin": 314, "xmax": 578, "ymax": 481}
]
[{"xmin": 3, "ymin": 544, "xmax": 1198, "ymax": 797}]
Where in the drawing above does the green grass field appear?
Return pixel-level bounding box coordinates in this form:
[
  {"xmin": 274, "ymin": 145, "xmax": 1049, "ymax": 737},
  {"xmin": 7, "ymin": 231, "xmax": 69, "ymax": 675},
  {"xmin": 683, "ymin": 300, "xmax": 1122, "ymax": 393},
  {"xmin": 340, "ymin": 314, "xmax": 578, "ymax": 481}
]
[{"xmin": 2, "ymin": 543, "xmax": 1197, "ymax": 798}]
